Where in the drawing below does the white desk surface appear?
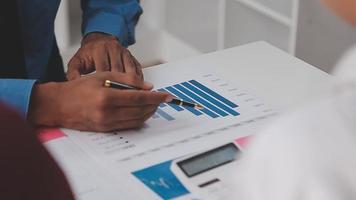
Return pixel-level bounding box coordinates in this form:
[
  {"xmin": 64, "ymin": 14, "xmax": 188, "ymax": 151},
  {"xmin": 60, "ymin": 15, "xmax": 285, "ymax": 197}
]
[{"xmin": 144, "ymin": 41, "xmax": 335, "ymax": 111}]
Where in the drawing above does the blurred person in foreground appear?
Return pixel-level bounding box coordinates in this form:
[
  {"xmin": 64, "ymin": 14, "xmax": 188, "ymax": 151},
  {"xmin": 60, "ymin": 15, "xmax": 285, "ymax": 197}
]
[
  {"xmin": 0, "ymin": 103, "xmax": 75, "ymax": 200},
  {"xmin": 230, "ymin": 0, "xmax": 356, "ymax": 199}
]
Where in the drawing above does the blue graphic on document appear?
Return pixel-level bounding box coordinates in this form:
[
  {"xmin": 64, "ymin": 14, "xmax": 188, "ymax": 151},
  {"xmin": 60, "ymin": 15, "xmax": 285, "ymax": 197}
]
[
  {"xmin": 155, "ymin": 80, "xmax": 239, "ymax": 121},
  {"xmin": 132, "ymin": 160, "xmax": 190, "ymax": 200}
]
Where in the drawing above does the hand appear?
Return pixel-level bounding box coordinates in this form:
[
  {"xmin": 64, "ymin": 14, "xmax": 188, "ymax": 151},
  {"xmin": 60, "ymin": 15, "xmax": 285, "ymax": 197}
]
[
  {"xmin": 28, "ymin": 72, "xmax": 173, "ymax": 132},
  {"xmin": 67, "ymin": 32, "xmax": 143, "ymax": 81}
]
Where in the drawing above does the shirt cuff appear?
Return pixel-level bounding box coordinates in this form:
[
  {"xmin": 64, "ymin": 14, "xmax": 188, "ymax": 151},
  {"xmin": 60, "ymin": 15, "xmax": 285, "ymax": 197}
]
[
  {"xmin": 83, "ymin": 13, "xmax": 132, "ymax": 47},
  {"xmin": 0, "ymin": 79, "xmax": 37, "ymax": 118}
]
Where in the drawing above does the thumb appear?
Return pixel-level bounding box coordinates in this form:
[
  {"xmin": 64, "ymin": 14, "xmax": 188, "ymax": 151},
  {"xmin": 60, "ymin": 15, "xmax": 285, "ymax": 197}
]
[
  {"xmin": 66, "ymin": 67, "xmax": 81, "ymax": 81},
  {"xmin": 66, "ymin": 58, "xmax": 84, "ymax": 81}
]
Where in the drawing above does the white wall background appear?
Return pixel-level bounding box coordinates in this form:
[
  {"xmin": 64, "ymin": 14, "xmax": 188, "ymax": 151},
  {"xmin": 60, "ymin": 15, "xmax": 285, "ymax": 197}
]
[
  {"xmin": 55, "ymin": 0, "xmax": 356, "ymax": 72},
  {"xmin": 295, "ymin": 0, "xmax": 356, "ymax": 72}
]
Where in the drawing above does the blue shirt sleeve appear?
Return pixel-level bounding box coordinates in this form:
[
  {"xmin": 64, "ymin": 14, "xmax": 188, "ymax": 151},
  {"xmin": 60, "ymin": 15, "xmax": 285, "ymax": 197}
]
[
  {"xmin": 81, "ymin": 0, "xmax": 143, "ymax": 47},
  {"xmin": 0, "ymin": 79, "xmax": 36, "ymax": 118}
]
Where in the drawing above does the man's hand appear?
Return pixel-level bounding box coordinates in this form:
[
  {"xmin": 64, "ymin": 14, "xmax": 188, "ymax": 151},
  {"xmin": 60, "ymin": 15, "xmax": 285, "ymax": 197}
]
[
  {"xmin": 67, "ymin": 33, "xmax": 143, "ymax": 81},
  {"xmin": 28, "ymin": 72, "xmax": 172, "ymax": 132}
]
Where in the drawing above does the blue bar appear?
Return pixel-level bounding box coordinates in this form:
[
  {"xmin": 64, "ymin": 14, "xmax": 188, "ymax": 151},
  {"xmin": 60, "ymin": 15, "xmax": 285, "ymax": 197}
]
[
  {"xmin": 173, "ymin": 85, "xmax": 229, "ymax": 117},
  {"xmin": 166, "ymin": 86, "xmax": 219, "ymax": 118},
  {"xmin": 188, "ymin": 80, "xmax": 238, "ymax": 108},
  {"xmin": 158, "ymin": 89, "xmax": 184, "ymax": 112},
  {"xmin": 156, "ymin": 108, "xmax": 175, "ymax": 121},
  {"xmin": 182, "ymin": 82, "xmax": 240, "ymax": 116},
  {"xmin": 165, "ymin": 87, "xmax": 204, "ymax": 116}
]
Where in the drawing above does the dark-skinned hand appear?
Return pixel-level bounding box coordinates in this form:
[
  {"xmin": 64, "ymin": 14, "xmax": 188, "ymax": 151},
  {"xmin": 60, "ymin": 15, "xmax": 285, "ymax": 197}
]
[
  {"xmin": 28, "ymin": 72, "xmax": 173, "ymax": 132},
  {"xmin": 67, "ymin": 32, "xmax": 143, "ymax": 81}
]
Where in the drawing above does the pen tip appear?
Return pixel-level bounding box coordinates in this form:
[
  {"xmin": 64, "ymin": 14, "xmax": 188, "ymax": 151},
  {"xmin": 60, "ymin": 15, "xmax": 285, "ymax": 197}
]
[{"xmin": 195, "ymin": 104, "xmax": 204, "ymax": 110}]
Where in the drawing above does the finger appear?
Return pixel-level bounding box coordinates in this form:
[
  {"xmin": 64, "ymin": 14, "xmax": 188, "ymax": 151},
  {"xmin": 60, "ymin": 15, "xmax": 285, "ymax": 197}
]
[
  {"xmin": 108, "ymin": 105, "xmax": 157, "ymax": 121},
  {"xmin": 131, "ymin": 56, "xmax": 144, "ymax": 80},
  {"xmin": 108, "ymin": 46, "xmax": 124, "ymax": 72},
  {"xmin": 94, "ymin": 49, "xmax": 110, "ymax": 72},
  {"xmin": 113, "ymin": 109, "xmax": 156, "ymax": 130},
  {"xmin": 97, "ymin": 110, "xmax": 156, "ymax": 132},
  {"xmin": 122, "ymin": 51, "xmax": 137, "ymax": 75},
  {"xmin": 67, "ymin": 57, "xmax": 85, "ymax": 80},
  {"xmin": 107, "ymin": 90, "xmax": 174, "ymax": 106}
]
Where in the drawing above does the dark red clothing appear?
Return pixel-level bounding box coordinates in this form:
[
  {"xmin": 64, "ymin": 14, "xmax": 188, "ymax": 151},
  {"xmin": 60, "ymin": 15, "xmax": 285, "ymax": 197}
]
[{"xmin": 0, "ymin": 103, "xmax": 74, "ymax": 200}]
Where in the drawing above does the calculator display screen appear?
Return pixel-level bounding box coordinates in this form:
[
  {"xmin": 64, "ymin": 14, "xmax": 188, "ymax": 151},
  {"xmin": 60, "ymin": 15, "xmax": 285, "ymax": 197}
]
[{"xmin": 177, "ymin": 143, "xmax": 239, "ymax": 177}]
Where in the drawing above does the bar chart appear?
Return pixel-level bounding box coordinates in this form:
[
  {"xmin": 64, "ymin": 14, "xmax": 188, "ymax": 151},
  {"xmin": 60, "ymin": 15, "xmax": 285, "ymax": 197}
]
[{"xmin": 154, "ymin": 80, "xmax": 240, "ymax": 121}]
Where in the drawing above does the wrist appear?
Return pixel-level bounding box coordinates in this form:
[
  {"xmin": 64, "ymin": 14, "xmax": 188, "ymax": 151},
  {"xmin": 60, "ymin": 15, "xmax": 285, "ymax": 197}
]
[
  {"xmin": 28, "ymin": 82, "xmax": 63, "ymax": 127},
  {"xmin": 82, "ymin": 32, "xmax": 119, "ymax": 46}
]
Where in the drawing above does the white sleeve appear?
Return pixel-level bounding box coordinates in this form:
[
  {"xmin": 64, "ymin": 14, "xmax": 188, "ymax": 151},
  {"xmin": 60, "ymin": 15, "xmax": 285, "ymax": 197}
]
[
  {"xmin": 332, "ymin": 45, "xmax": 356, "ymax": 82},
  {"xmin": 229, "ymin": 90, "xmax": 356, "ymax": 200}
]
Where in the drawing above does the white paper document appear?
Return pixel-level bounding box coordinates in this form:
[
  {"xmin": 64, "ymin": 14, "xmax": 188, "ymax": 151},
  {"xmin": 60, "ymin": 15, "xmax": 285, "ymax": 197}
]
[
  {"xmin": 43, "ymin": 136, "xmax": 135, "ymax": 200},
  {"xmin": 43, "ymin": 65, "xmax": 277, "ymax": 199}
]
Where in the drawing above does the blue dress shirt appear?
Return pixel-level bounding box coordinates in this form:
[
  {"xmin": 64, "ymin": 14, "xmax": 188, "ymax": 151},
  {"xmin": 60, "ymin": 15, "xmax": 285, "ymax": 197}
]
[{"xmin": 0, "ymin": 0, "xmax": 142, "ymax": 118}]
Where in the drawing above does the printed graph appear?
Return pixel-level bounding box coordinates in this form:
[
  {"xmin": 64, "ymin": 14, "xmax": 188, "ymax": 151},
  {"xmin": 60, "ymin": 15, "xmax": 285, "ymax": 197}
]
[{"xmin": 154, "ymin": 80, "xmax": 239, "ymax": 121}]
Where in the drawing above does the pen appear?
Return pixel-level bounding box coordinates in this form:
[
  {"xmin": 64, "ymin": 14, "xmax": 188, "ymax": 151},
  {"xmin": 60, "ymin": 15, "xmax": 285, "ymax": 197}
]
[
  {"xmin": 104, "ymin": 80, "xmax": 137, "ymax": 90},
  {"xmin": 104, "ymin": 80, "xmax": 204, "ymax": 110}
]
